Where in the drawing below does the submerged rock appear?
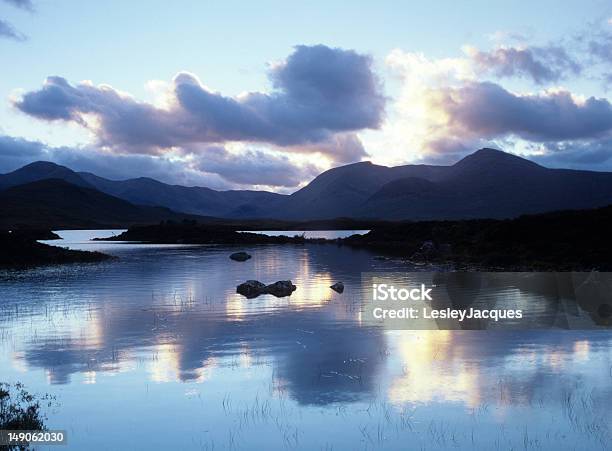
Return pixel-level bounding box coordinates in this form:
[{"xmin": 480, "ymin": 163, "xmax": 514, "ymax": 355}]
[
  {"xmin": 330, "ymin": 282, "xmax": 344, "ymax": 293},
  {"xmin": 230, "ymin": 251, "xmax": 252, "ymax": 261},
  {"xmin": 236, "ymin": 280, "xmax": 266, "ymax": 298},
  {"xmin": 265, "ymin": 280, "xmax": 297, "ymax": 297}
]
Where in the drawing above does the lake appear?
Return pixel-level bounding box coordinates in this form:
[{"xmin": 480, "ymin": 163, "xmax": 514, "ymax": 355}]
[{"xmin": 0, "ymin": 230, "xmax": 611, "ymax": 450}]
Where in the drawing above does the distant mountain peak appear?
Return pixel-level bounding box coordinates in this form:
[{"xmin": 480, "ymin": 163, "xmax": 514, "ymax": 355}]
[
  {"xmin": 20, "ymin": 160, "xmax": 69, "ymax": 171},
  {"xmin": 463, "ymin": 147, "xmax": 518, "ymax": 161},
  {"xmin": 23, "ymin": 160, "xmax": 61, "ymax": 167},
  {"xmin": 453, "ymin": 148, "xmax": 542, "ymax": 171},
  {"xmin": 0, "ymin": 160, "xmax": 92, "ymax": 190},
  {"xmin": 474, "ymin": 147, "xmax": 506, "ymax": 155}
]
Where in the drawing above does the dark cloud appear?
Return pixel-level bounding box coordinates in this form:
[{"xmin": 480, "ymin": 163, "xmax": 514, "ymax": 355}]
[
  {"xmin": 269, "ymin": 45, "xmax": 384, "ymax": 132},
  {"xmin": 195, "ymin": 146, "xmax": 319, "ymax": 187},
  {"xmin": 0, "ymin": 135, "xmax": 48, "ymax": 169},
  {"xmin": 530, "ymin": 139, "xmax": 612, "ymax": 170},
  {"xmin": 0, "ymin": 135, "xmax": 226, "ymax": 188},
  {"xmin": 0, "ymin": 18, "xmax": 25, "ymax": 40},
  {"xmin": 14, "ymin": 76, "xmax": 184, "ymax": 151},
  {"xmin": 14, "ymin": 45, "xmax": 383, "ymax": 163},
  {"xmin": 2, "ymin": 0, "xmax": 34, "ymax": 11},
  {"xmin": 421, "ymin": 137, "xmax": 492, "ymax": 164},
  {"xmin": 469, "ymin": 45, "xmax": 581, "ymax": 84},
  {"xmin": 0, "ymin": 135, "xmax": 318, "ymax": 189},
  {"xmin": 51, "ymin": 149, "xmax": 232, "ymax": 189},
  {"xmin": 291, "ymin": 132, "xmax": 367, "ymax": 164},
  {"xmin": 430, "ymin": 81, "xmax": 612, "ymax": 142}
]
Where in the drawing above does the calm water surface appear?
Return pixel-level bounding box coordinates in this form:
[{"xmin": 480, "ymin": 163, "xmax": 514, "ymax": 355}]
[{"xmin": 0, "ymin": 230, "xmax": 611, "ymax": 450}]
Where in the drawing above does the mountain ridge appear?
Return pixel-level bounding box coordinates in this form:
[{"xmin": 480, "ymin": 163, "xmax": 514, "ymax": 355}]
[{"xmin": 2, "ymin": 148, "xmax": 612, "ymax": 222}]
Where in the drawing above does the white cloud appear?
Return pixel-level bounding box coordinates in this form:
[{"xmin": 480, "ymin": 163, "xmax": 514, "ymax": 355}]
[{"xmin": 364, "ymin": 39, "xmax": 612, "ymax": 167}]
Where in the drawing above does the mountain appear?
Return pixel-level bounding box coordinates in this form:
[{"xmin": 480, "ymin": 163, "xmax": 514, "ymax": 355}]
[
  {"xmin": 0, "ymin": 161, "xmax": 93, "ymax": 190},
  {"xmin": 0, "ymin": 179, "xmax": 201, "ymax": 229},
  {"xmin": 276, "ymin": 161, "xmax": 448, "ymax": 219},
  {"xmin": 0, "ymin": 161, "xmax": 286, "ymax": 217},
  {"xmin": 267, "ymin": 148, "xmax": 612, "ymax": 220},
  {"xmin": 355, "ymin": 149, "xmax": 612, "ymax": 220},
  {"xmin": 78, "ymin": 172, "xmax": 285, "ymax": 217},
  {"xmin": 2, "ymin": 148, "xmax": 612, "ymax": 222}
]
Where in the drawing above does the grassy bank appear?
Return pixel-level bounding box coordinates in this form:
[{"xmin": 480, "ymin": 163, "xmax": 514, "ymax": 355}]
[
  {"xmin": 342, "ymin": 205, "xmax": 612, "ymax": 270},
  {"xmin": 0, "ymin": 230, "xmax": 112, "ymax": 269}
]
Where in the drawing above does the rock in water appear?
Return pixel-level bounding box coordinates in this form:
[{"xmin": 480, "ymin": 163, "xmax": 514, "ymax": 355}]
[
  {"xmin": 330, "ymin": 282, "xmax": 344, "ymax": 293},
  {"xmin": 236, "ymin": 280, "xmax": 266, "ymax": 298},
  {"xmin": 230, "ymin": 251, "xmax": 252, "ymax": 261},
  {"xmin": 264, "ymin": 280, "xmax": 297, "ymax": 297},
  {"xmin": 236, "ymin": 280, "xmax": 297, "ymax": 298}
]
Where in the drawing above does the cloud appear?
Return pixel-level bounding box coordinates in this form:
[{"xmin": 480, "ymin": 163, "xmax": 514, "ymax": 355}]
[
  {"xmin": 420, "ymin": 136, "xmax": 492, "ymax": 164},
  {"xmin": 0, "ymin": 135, "xmax": 223, "ymax": 188},
  {"xmin": 0, "ymin": 18, "xmax": 26, "ymax": 41},
  {"xmin": 604, "ymin": 73, "xmax": 612, "ymax": 90},
  {"xmin": 2, "ymin": 0, "xmax": 34, "ymax": 11},
  {"xmin": 14, "ymin": 45, "xmax": 384, "ymax": 164},
  {"xmin": 194, "ymin": 146, "xmax": 319, "ymax": 187},
  {"xmin": 487, "ymin": 30, "xmax": 529, "ymax": 44},
  {"xmin": 289, "ymin": 132, "xmax": 368, "ymax": 164},
  {"xmin": 381, "ymin": 45, "xmax": 612, "ymax": 167},
  {"xmin": 427, "ymin": 81, "xmax": 612, "ymax": 142},
  {"xmin": 529, "ymin": 138, "xmax": 612, "ymax": 170},
  {"xmin": 0, "ymin": 0, "xmax": 33, "ymax": 41},
  {"xmin": 588, "ymin": 31, "xmax": 612, "ymax": 63},
  {"xmin": 0, "ymin": 135, "xmax": 320, "ymax": 190},
  {"xmin": 466, "ymin": 45, "xmax": 581, "ymax": 84},
  {"xmin": 0, "ymin": 135, "xmax": 48, "ymax": 167}
]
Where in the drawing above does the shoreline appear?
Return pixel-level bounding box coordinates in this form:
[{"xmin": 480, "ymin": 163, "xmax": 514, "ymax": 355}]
[
  {"xmin": 5, "ymin": 202, "xmax": 612, "ymax": 272},
  {"xmin": 96, "ymin": 204, "xmax": 612, "ymax": 272},
  {"xmin": 0, "ymin": 230, "xmax": 113, "ymax": 270}
]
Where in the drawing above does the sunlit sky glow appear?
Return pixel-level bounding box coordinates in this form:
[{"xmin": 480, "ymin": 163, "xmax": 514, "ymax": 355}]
[{"xmin": 1, "ymin": 0, "xmax": 611, "ymax": 191}]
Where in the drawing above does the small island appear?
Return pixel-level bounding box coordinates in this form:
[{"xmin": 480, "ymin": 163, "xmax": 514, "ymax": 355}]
[{"xmin": 95, "ymin": 221, "xmax": 332, "ymax": 245}]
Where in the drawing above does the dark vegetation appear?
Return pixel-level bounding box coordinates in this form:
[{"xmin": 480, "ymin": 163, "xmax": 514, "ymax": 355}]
[
  {"xmin": 343, "ymin": 205, "xmax": 612, "ymax": 270},
  {"xmin": 0, "ymin": 382, "xmax": 51, "ymax": 450},
  {"xmin": 0, "ymin": 230, "xmax": 112, "ymax": 269},
  {"xmin": 97, "ymin": 221, "xmax": 332, "ymax": 245}
]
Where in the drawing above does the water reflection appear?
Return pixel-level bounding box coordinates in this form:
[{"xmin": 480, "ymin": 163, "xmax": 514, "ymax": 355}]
[
  {"xmin": 0, "ymin": 231, "xmax": 611, "ymax": 449},
  {"xmin": 363, "ymin": 272, "xmax": 612, "ymax": 330}
]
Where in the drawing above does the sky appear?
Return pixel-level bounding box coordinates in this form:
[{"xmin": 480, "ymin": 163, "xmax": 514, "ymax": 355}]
[{"xmin": 1, "ymin": 0, "xmax": 611, "ymax": 191}]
